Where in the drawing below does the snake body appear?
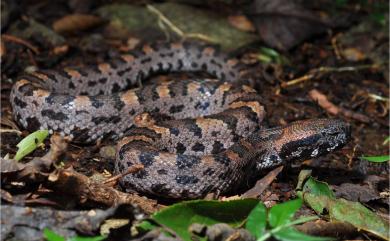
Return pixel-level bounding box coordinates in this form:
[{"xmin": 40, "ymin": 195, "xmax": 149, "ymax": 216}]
[{"xmin": 10, "ymin": 42, "xmax": 351, "ymax": 198}]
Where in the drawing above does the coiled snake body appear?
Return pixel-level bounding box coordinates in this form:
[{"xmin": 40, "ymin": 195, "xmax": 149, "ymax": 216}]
[{"xmin": 11, "ymin": 42, "xmax": 351, "ymax": 198}]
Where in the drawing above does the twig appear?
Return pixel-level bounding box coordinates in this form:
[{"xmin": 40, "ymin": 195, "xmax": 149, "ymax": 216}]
[
  {"xmin": 146, "ymin": 4, "xmax": 216, "ymax": 43},
  {"xmin": 241, "ymin": 166, "xmax": 283, "ymax": 198},
  {"xmin": 282, "ymin": 65, "xmax": 379, "ymax": 88},
  {"xmin": 309, "ymin": 89, "xmax": 370, "ymax": 123},
  {"xmin": 103, "ymin": 164, "xmax": 144, "ymax": 184},
  {"xmin": 331, "ymin": 33, "xmax": 343, "ymax": 60},
  {"xmin": 367, "ymin": 93, "xmax": 389, "ymax": 102},
  {"xmin": 0, "ymin": 129, "xmax": 22, "ymax": 135},
  {"xmin": 1, "ymin": 34, "xmax": 39, "ymax": 54}
]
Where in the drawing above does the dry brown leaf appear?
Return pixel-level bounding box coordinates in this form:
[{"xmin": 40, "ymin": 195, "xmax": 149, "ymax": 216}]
[
  {"xmin": 241, "ymin": 166, "xmax": 284, "ymax": 198},
  {"xmin": 228, "ymin": 15, "xmax": 256, "ymax": 32},
  {"xmin": 53, "ymin": 14, "xmax": 105, "ymax": 34},
  {"xmin": 0, "ymin": 39, "xmax": 5, "ymax": 59},
  {"xmin": 247, "ymin": 0, "xmax": 330, "ymax": 51},
  {"xmin": 342, "ymin": 48, "xmax": 366, "ymax": 61},
  {"xmin": 52, "ymin": 44, "xmax": 69, "ymax": 55},
  {"xmin": 309, "ymin": 89, "xmax": 370, "ymax": 123}
]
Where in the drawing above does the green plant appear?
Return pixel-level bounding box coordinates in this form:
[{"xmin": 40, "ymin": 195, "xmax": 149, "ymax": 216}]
[
  {"xmin": 14, "ymin": 130, "xmax": 49, "ymax": 161},
  {"xmin": 360, "ymin": 155, "xmax": 390, "ymax": 163},
  {"xmin": 137, "ymin": 199, "xmax": 259, "ymax": 241},
  {"xmin": 296, "ymin": 173, "xmax": 389, "ymax": 240},
  {"xmin": 43, "ymin": 228, "xmax": 105, "ymax": 241},
  {"xmin": 245, "ymin": 199, "xmax": 331, "ymax": 241}
]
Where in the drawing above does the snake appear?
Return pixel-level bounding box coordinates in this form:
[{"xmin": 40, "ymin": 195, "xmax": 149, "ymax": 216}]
[{"xmin": 10, "ymin": 41, "xmax": 351, "ymax": 199}]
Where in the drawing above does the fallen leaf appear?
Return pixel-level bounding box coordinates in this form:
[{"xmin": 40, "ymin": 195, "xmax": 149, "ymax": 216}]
[
  {"xmin": 297, "ymin": 176, "xmax": 390, "ymax": 240},
  {"xmin": 53, "ymin": 14, "xmax": 105, "ymax": 34},
  {"xmin": 246, "ymin": 0, "xmax": 330, "ymax": 51},
  {"xmin": 309, "ymin": 89, "xmax": 370, "ymax": 123},
  {"xmin": 332, "ymin": 183, "xmax": 381, "ymax": 203},
  {"xmin": 241, "ymin": 166, "xmax": 284, "ymax": 198},
  {"xmin": 228, "ymin": 15, "xmax": 256, "ymax": 32},
  {"xmin": 342, "ymin": 48, "xmax": 366, "ymax": 61}
]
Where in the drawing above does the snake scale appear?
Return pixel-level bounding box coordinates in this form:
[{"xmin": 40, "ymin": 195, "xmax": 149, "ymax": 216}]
[{"xmin": 10, "ymin": 42, "xmax": 351, "ymax": 199}]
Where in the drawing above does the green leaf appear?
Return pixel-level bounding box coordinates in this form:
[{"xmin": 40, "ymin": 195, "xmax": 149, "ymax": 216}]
[
  {"xmin": 370, "ymin": 13, "xmax": 386, "ymax": 26},
  {"xmin": 295, "ymin": 169, "xmax": 312, "ymax": 190},
  {"xmin": 328, "ymin": 198, "xmax": 389, "ymax": 240},
  {"xmin": 245, "ymin": 202, "xmax": 267, "ymax": 238},
  {"xmin": 136, "ymin": 220, "xmax": 158, "ymax": 233},
  {"xmin": 298, "ymin": 177, "xmax": 390, "ymax": 239},
  {"xmin": 70, "ymin": 236, "xmax": 106, "ymax": 241},
  {"xmin": 43, "ymin": 228, "xmax": 65, "ymax": 241},
  {"xmin": 14, "ymin": 130, "xmax": 49, "ymax": 161},
  {"xmin": 360, "ymin": 155, "xmax": 390, "ymax": 163},
  {"xmin": 302, "ymin": 177, "xmax": 335, "ymax": 198},
  {"xmin": 150, "ymin": 199, "xmax": 259, "ymax": 241},
  {"xmin": 258, "ymin": 47, "xmax": 289, "ymax": 64},
  {"xmin": 43, "ymin": 228, "xmax": 105, "ymax": 241},
  {"xmin": 297, "ymin": 177, "xmax": 334, "ymax": 214},
  {"xmin": 273, "ymin": 227, "xmax": 333, "ymax": 241},
  {"xmin": 269, "ymin": 199, "xmax": 302, "ymax": 228}
]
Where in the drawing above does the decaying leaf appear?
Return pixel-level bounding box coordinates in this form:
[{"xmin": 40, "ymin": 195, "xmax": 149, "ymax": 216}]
[
  {"xmin": 53, "ymin": 14, "xmax": 105, "ymax": 34},
  {"xmin": 246, "ymin": 0, "xmax": 330, "ymax": 51}
]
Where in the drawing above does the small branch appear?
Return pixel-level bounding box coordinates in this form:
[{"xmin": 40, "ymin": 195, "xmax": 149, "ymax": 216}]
[
  {"xmin": 309, "ymin": 89, "xmax": 370, "ymax": 123},
  {"xmin": 146, "ymin": 5, "xmax": 216, "ymax": 43},
  {"xmin": 1, "ymin": 34, "xmax": 39, "ymax": 54},
  {"xmin": 103, "ymin": 164, "xmax": 144, "ymax": 185},
  {"xmin": 0, "ymin": 129, "xmax": 22, "ymax": 135},
  {"xmin": 282, "ymin": 65, "xmax": 378, "ymax": 88}
]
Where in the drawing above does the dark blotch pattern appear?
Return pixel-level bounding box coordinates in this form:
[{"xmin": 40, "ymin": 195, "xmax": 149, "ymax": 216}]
[
  {"xmin": 175, "ymin": 143, "xmax": 187, "ymax": 154},
  {"xmin": 175, "ymin": 175, "xmax": 199, "ymax": 185},
  {"xmin": 185, "ymin": 120, "xmax": 202, "ymax": 138},
  {"xmin": 169, "ymin": 105, "xmax": 185, "ymax": 114},
  {"xmin": 41, "ymin": 110, "xmax": 68, "ymax": 121},
  {"xmin": 157, "ymin": 169, "xmax": 168, "ymax": 175},
  {"xmin": 176, "ymin": 154, "xmax": 201, "ymax": 169},
  {"xmin": 169, "ymin": 127, "xmax": 180, "ymax": 136},
  {"xmin": 139, "ymin": 152, "xmax": 158, "ymax": 167},
  {"xmin": 211, "ymin": 141, "xmax": 224, "ymax": 154},
  {"xmin": 26, "ymin": 117, "xmax": 41, "ymax": 130},
  {"xmin": 112, "ymin": 94, "xmax": 125, "ymax": 110},
  {"xmin": 191, "ymin": 142, "xmax": 205, "ymax": 152},
  {"xmin": 194, "ymin": 101, "xmax": 210, "ymax": 111},
  {"xmin": 13, "ymin": 96, "xmax": 27, "ymax": 108}
]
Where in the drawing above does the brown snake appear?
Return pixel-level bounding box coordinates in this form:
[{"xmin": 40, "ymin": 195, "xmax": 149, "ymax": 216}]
[{"xmin": 10, "ymin": 42, "xmax": 351, "ymax": 198}]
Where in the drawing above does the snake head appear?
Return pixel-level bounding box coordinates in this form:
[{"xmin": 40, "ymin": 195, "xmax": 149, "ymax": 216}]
[
  {"xmin": 254, "ymin": 119, "xmax": 351, "ymax": 170},
  {"xmin": 278, "ymin": 118, "xmax": 351, "ymax": 162}
]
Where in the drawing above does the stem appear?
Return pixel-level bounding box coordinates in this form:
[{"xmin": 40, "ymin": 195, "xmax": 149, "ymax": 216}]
[
  {"xmin": 256, "ymin": 232, "xmax": 272, "ymax": 241},
  {"xmin": 282, "ymin": 64, "xmax": 379, "ymax": 87},
  {"xmin": 256, "ymin": 216, "xmax": 319, "ymax": 241}
]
